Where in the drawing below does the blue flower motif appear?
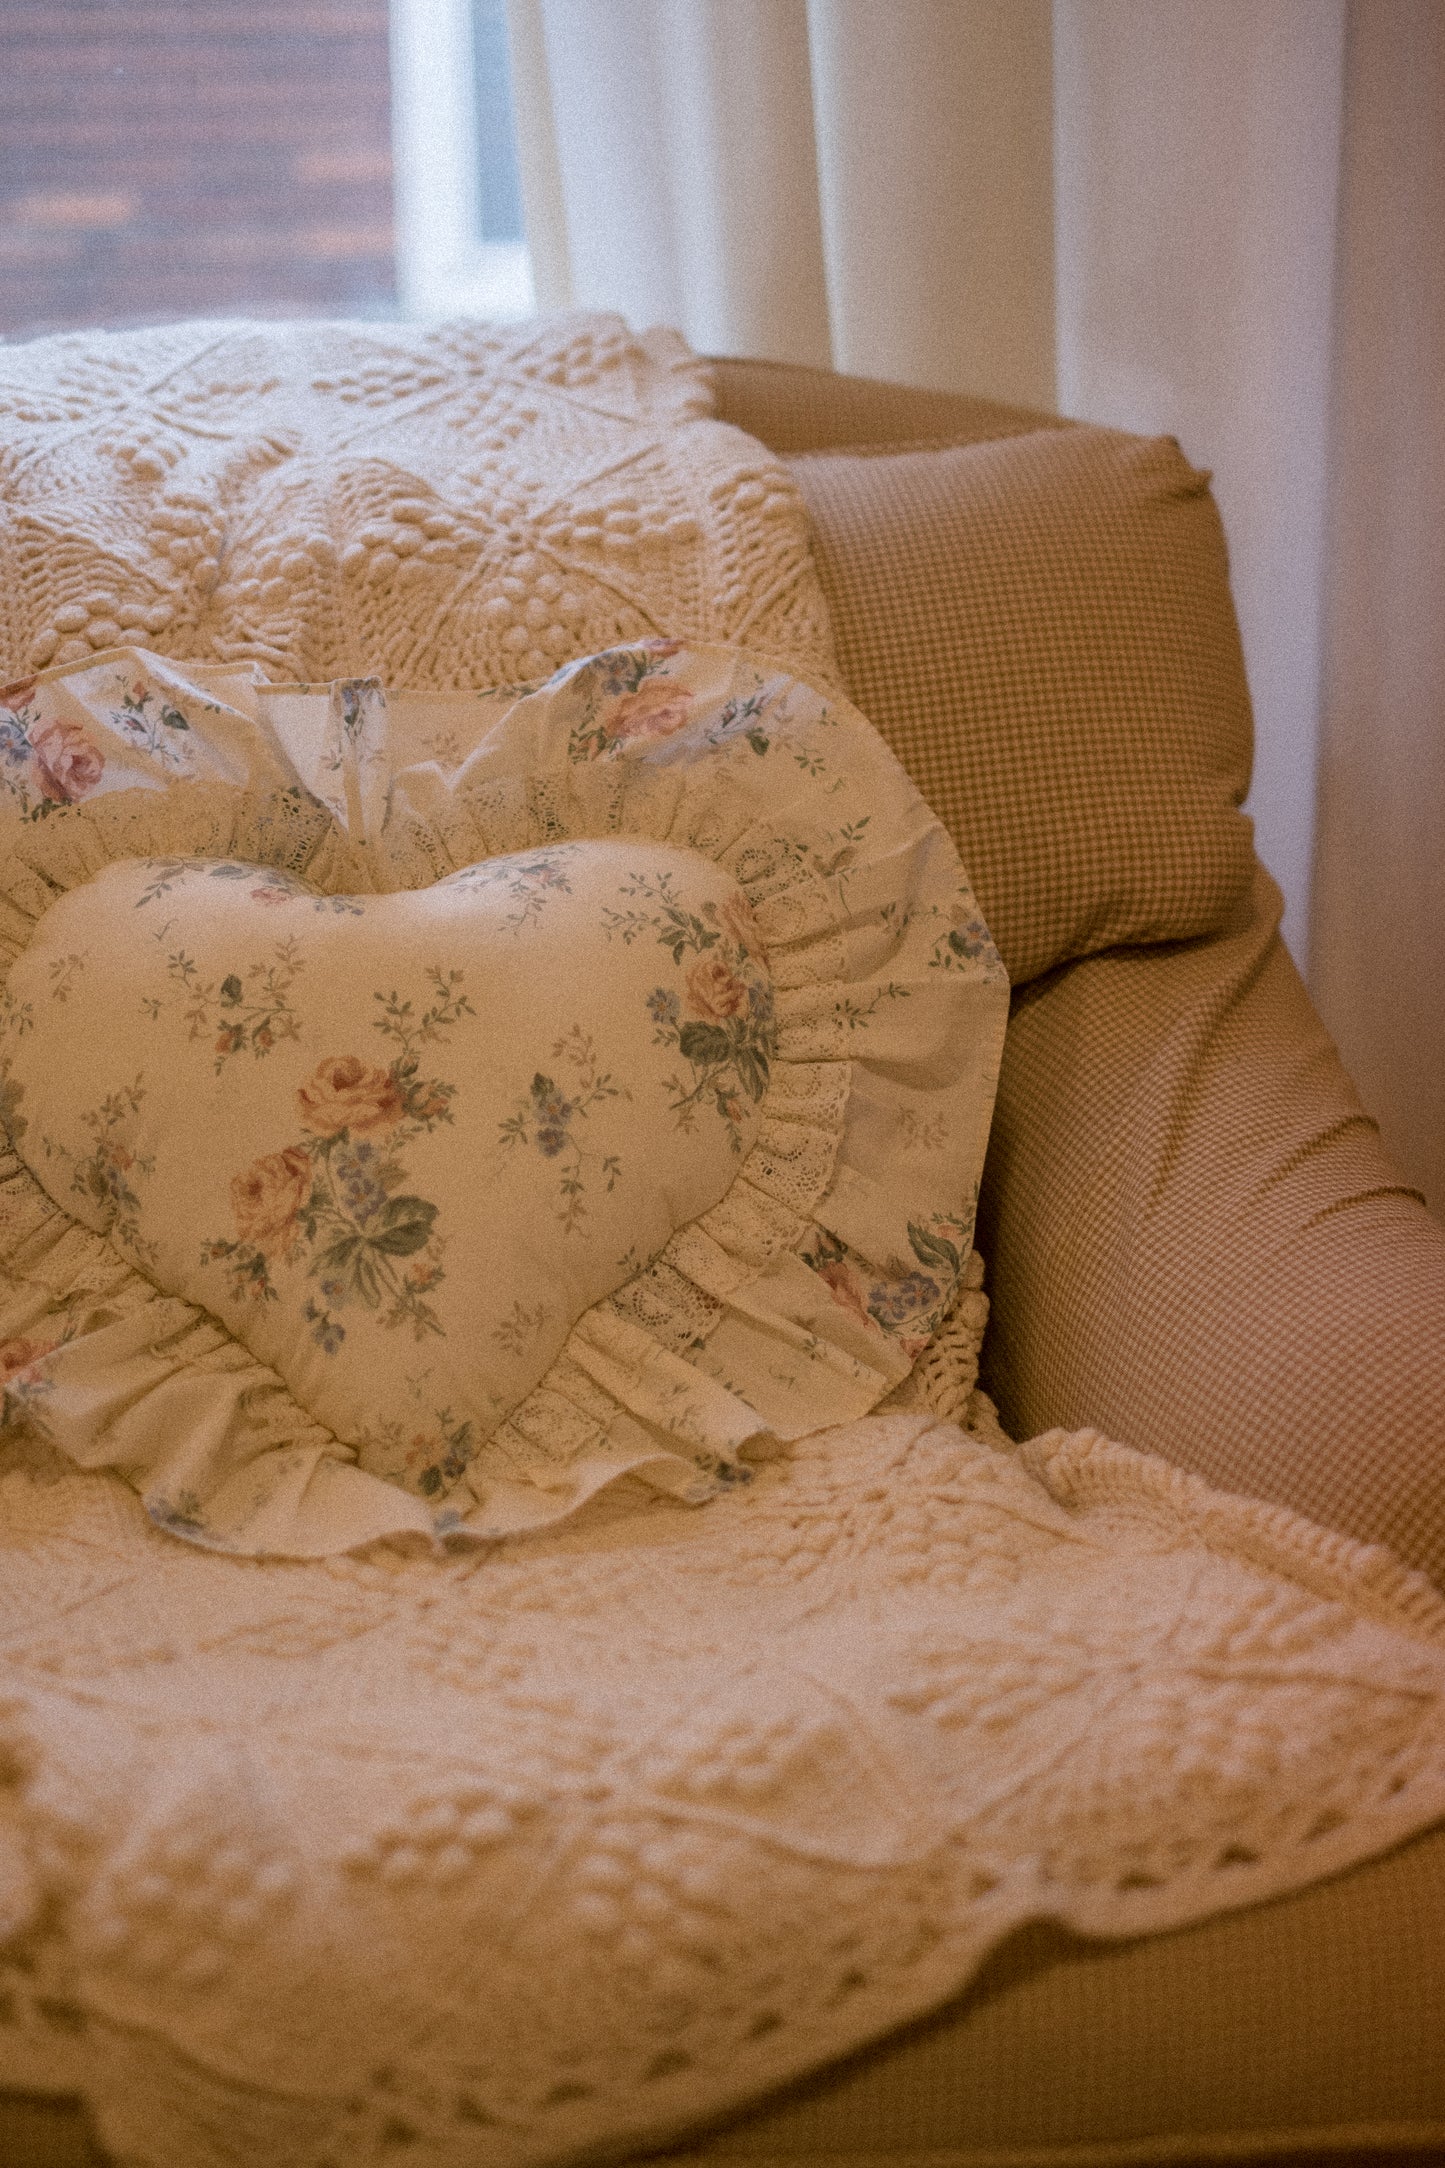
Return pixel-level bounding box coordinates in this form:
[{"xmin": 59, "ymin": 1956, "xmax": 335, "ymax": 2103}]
[
  {"xmin": 0, "ymin": 715, "xmax": 31, "ymax": 769},
  {"xmin": 868, "ymin": 1272, "xmax": 940, "ymax": 1327},
  {"xmin": 646, "ymin": 986, "xmax": 681, "ymax": 1025},
  {"xmin": 304, "ymin": 1299, "xmax": 346, "ymax": 1354},
  {"xmin": 333, "ymin": 1140, "xmax": 392, "ymax": 1224}
]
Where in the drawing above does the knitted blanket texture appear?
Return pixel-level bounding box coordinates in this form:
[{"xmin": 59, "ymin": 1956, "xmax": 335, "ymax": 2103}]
[
  {"xmin": 0, "ymin": 313, "xmax": 834, "ymax": 694},
  {"xmin": 1, "ymin": 313, "xmax": 1444, "ymax": 2168}
]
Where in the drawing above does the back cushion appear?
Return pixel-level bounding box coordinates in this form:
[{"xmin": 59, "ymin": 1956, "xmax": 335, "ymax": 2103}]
[{"xmin": 789, "ymin": 426, "xmax": 1256, "ymax": 987}]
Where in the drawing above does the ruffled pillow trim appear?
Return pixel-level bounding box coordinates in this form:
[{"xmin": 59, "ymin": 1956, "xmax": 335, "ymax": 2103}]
[{"xmin": 0, "ymin": 642, "xmax": 1008, "ymax": 1554}]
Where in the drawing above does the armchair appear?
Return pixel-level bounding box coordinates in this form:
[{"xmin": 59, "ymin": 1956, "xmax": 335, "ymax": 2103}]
[{"xmin": 1, "ymin": 347, "xmax": 1441, "ymax": 2168}]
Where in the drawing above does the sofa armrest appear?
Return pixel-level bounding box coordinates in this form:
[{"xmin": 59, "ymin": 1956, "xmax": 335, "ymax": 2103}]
[{"xmin": 978, "ymin": 865, "xmax": 1445, "ymax": 1586}]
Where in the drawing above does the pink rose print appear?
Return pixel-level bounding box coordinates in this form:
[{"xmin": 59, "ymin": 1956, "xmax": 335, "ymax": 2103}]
[
  {"xmin": 685, "ymin": 953, "xmax": 749, "ymax": 1022},
  {"xmin": 230, "ymin": 1146, "xmax": 312, "ymax": 1259},
  {"xmin": 202, "ymin": 976, "xmax": 465, "ymax": 1347},
  {"xmin": 297, "ymin": 1054, "xmax": 406, "ymax": 1138},
  {"xmin": 604, "ymin": 678, "xmax": 695, "ymax": 747},
  {"xmin": 30, "ymin": 719, "xmax": 105, "ymax": 804},
  {"xmin": 816, "ymin": 1260, "xmax": 873, "ymax": 1329},
  {"xmin": 0, "ymin": 678, "xmax": 37, "ymax": 713},
  {"xmin": 0, "ymin": 1334, "xmax": 59, "ymax": 1383}
]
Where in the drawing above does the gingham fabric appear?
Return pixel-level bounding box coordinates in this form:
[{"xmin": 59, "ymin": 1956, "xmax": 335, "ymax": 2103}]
[
  {"xmin": 663, "ymin": 1821, "xmax": 1445, "ymax": 2164},
  {"xmin": 710, "ymin": 354, "xmax": 1061, "ymax": 458},
  {"xmin": 980, "ymin": 863, "xmax": 1445, "ymax": 1589},
  {"xmin": 774, "ymin": 395, "xmax": 1445, "ymax": 1580},
  {"xmin": 786, "ymin": 426, "xmax": 1257, "ymax": 987}
]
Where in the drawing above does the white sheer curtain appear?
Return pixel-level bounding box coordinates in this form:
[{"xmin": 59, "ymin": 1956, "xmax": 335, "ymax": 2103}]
[
  {"xmin": 506, "ymin": 0, "xmax": 1055, "ymax": 408},
  {"xmin": 506, "ymin": 0, "xmax": 1444, "ymax": 1214},
  {"xmin": 1310, "ymin": 0, "xmax": 1445, "ymax": 1217}
]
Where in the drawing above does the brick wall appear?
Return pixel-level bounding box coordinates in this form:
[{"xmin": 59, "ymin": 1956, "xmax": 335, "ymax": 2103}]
[{"xmin": 0, "ymin": 0, "xmax": 396, "ymax": 339}]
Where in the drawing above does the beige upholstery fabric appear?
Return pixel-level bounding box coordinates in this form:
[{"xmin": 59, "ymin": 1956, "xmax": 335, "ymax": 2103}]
[
  {"xmin": 980, "ymin": 864, "xmax": 1445, "ymax": 1590},
  {"xmin": 710, "ymin": 355, "xmax": 1060, "ymax": 458},
  {"xmin": 0, "ymin": 2095, "xmax": 101, "ymax": 2167},
  {"xmin": 788, "ymin": 428, "xmax": 1256, "ymax": 986},
  {"xmin": 672, "ymin": 372, "xmax": 1445, "ymax": 2167},
  {"xmin": 664, "ymin": 1821, "xmax": 1445, "ymax": 2165},
  {"xmin": 673, "ymin": 714, "xmax": 1445, "ymax": 2161},
  {"xmin": 760, "ymin": 388, "xmax": 1445, "ymax": 1591}
]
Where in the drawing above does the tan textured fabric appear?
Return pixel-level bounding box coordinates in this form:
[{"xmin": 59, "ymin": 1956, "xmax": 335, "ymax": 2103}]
[
  {"xmin": 663, "ymin": 1820, "xmax": 1445, "ymax": 2164},
  {"xmin": 710, "ymin": 356, "xmax": 1063, "ymax": 458},
  {"xmin": 980, "ymin": 865, "xmax": 1445, "ymax": 1590},
  {"xmin": 788, "ymin": 428, "xmax": 1256, "ymax": 987},
  {"xmin": 0, "ymin": 2094, "xmax": 102, "ymax": 2167},
  {"xmin": 667, "ymin": 389, "xmax": 1445, "ymax": 2168}
]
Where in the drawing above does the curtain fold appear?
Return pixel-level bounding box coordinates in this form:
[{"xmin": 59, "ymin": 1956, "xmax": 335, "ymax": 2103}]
[
  {"xmin": 511, "ymin": 0, "xmax": 830, "ymax": 365},
  {"xmin": 508, "ymin": 0, "xmax": 1054, "ymax": 401},
  {"xmin": 807, "ymin": 0, "xmax": 1054, "ymax": 407}
]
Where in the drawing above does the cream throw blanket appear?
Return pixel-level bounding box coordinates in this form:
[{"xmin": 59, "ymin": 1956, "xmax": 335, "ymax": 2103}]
[{"xmin": 1, "ymin": 315, "xmax": 1444, "ymax": 2168}]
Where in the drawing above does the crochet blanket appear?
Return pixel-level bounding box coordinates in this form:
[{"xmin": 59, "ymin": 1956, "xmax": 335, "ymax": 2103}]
[
  {"xmin": 0, "ymin": 313, "xmax": 834, "ymax": 693},
  {"xmin": 3, "ymin": 1404, "xmax": 1445, "ymax": 2168}
]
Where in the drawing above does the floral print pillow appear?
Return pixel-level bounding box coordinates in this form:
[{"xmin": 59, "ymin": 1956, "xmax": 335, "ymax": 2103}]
[
  {"xmin": 8, "ymin": 839, "xmax": 767, "ymax": 1508},
  {"xmin": 0, "ymin": 640, "xmax": 1008, "ymax": 1556}
]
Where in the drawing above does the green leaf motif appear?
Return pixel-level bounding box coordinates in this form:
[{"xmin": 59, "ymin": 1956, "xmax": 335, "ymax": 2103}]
[
  {"xmin": 316, "ymin": 1231, "xmax": 363, "ymax": 1275},
  {"xmin": 677, "ymin": 1021, "xmax": 731, "ymax": 1066},
  {"xmin": 219, "ymin": 975, "xmax": 244, "ymax": 1007},
  {"xmin": 371, "ymin": 1195, "xmax": 438, "ymax": 1257},
  {"xmin": 908, "ymin": 1220, "xmax": 963, "ymax": 1278},
  {"xmin": 0, "ymin": 1073, "xmax": 27, "ymax": 1145}
]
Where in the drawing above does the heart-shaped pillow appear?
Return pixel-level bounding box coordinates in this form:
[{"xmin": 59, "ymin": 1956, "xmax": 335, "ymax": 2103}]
[
  {"xmin": 4, "ymin": 838, "xmax": 770, "ymax": 1497},
  {"xmin": 0, "ymin": 641, "xmax": 1007, "ymax": 1555}
]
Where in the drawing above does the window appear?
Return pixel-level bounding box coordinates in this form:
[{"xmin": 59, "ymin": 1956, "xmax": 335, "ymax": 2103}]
[
  {"xmin": 0, "ymin": 0, "xmax": 533, "ymax": 340},
  {"xmin": 389, "ymin": 0, "xmax": 534, "ymax": 320}
]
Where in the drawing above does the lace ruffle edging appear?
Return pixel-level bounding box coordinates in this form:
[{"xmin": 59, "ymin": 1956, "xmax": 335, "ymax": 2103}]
[{"xmin": 0, "ymin": 641, "xmax": 1009, "ymax": 1554}]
